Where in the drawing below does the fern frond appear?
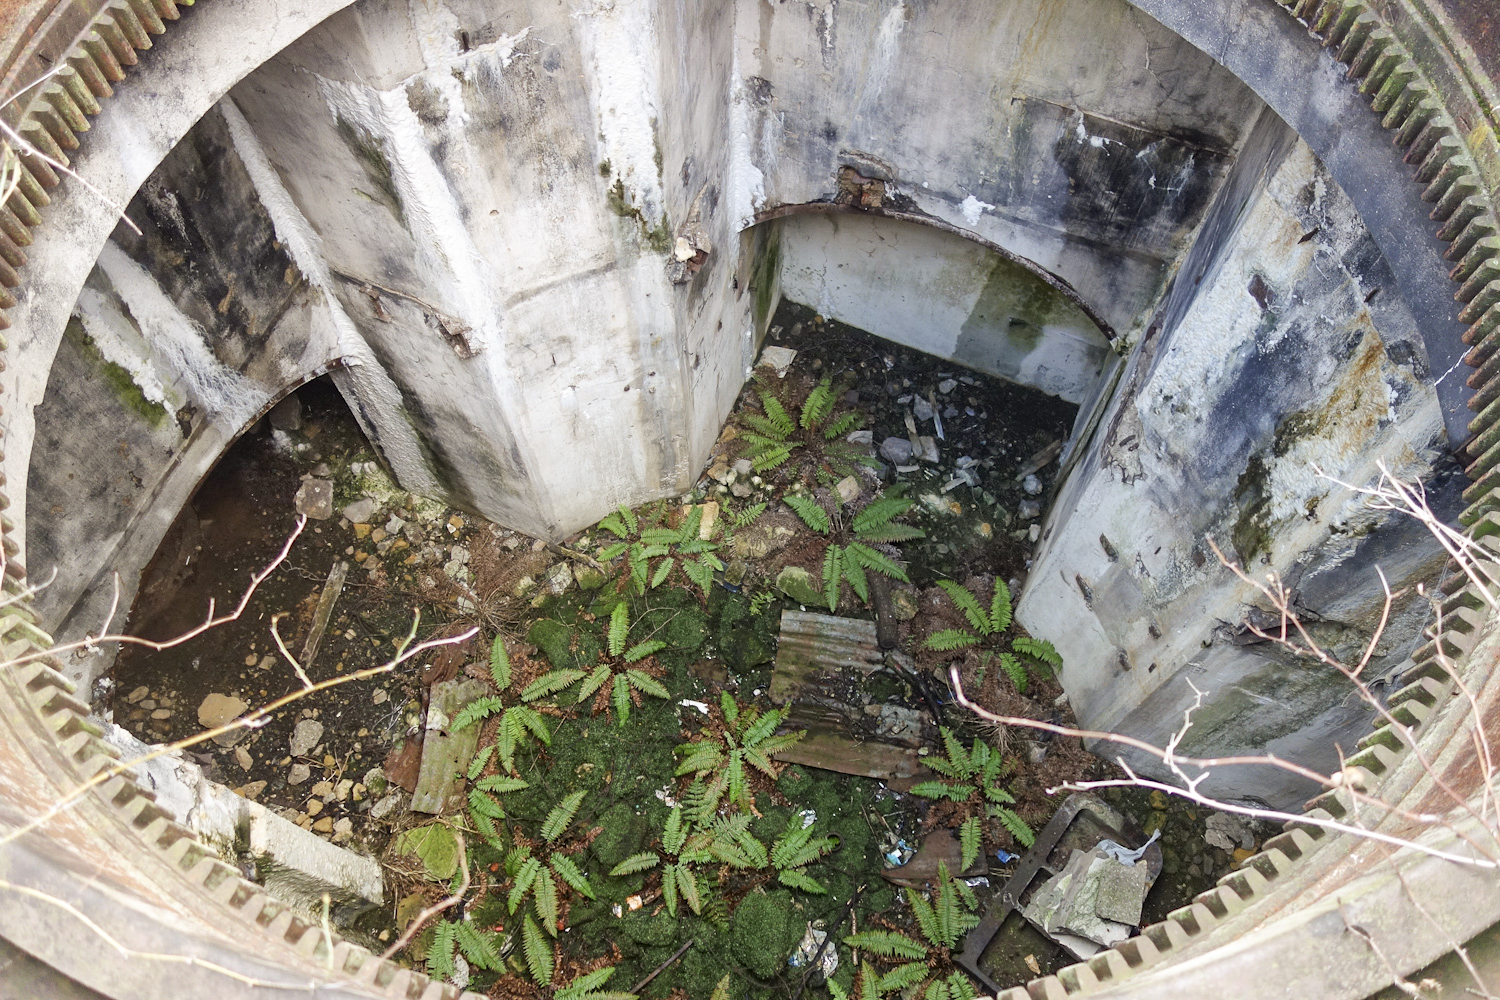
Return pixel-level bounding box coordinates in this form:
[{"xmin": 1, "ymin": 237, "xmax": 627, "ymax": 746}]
[
  {"xmin": 994, "ymin": 807, "xmax": 1035, "ymax": 848},
  {"xmin": 467, "ymin": 745, "xmax": 494, "ymax": 780},
  {"xmin": 425, "ymin": 921, "xmax": 458, "ymax": 979},
  {"xmin": 662, "ymin": 862, "xmax": 680, "ymax": 918},
  {"xmin": 844, "ymin": 542, "xmax": 908, "ymax": 582},
  {"xmin": 675, "ymin": 740, "xmax": 724, "ymax": 776},
  {"xmin": 476, "ymin": 774, "xmax": 530, "ymax": 794},
  {"xmin": 534, "ymin": 867, "xmax": 560, "ymax": 936},
  {"xmin": 542, "ymin": 790, "xmax": 586, "ymax": 842},
  {"xmin": 989, "ymin": 579, "xmax": 1013, "ymax": 633},
  {"xmin": 490, "ymin": 635, "xmax": 512, "ymax": 690},
  {"xmin": 608, "ymin": 602, "xmax": 630, "ymax": 658},
  {"xmin": 908, "ymin": 781, "xmax": 971, "ymax": 802},
  {"xmin": 733, "ymin": 502, "xmax": 767, "ymax": 527},
  {"xmin": 759, "ymin": 393, "xmax": 796, "ymax": 436},
  {"xmin": 612, "ymin": 671, "xmax": 632, "ymax": 724},
  {"xmin": 650, "ymin": 557, "xmax": 674, "ymax": 589},
  {"xmin": 823, "ymin": 411, "xmax": 862, "ymax": 440},
  {"xmin": 749, "ymin": 729, "xmax": 805, "ymax": 761},
  {"xmin": 843, "ymin": 930, "xmax": 927, "ymax": 960},
  {"xmin": 456, "ymin": 921, "xmax": 503, "ymax": 971},
  {"xmin": 598, "ymin": 513, "xmax": 629, "ymax": 539},
  {"xmin": 823, "ymin": 544, "xmax": 843, "ymax": 611},
  {"xmin": 906, "ymin": 884, "xmax": 942, "ymax": 947},
  {"xmin": 624, "ymin": 640, "xmax": 667, "ymax": 663},
  {"xmin": 509, "ymin": 856, "xmax": 542, "ymax": 912},
  {"xmin": 682, "ymin": 556, "xmax": 716, "ymax": 592},
  {"xmin": 852, "ymin": 496, "xmax": 913, "ymax": 533},
  {"xmin": 450, "ymin": 695, "xmax": 503, "ymax": 732},
  {"xmin": 522, "ymin": 669, "xmax": 586, "ymax": 702},
  {"xmin": 998, "ymin": 652, "xmax": 1028, "ymax": 694},
  {"xmin": 511, "ymin": 705, "xmax": 552, "ymax": 745},
  {"xmin": 626, "ymin": 669, "xmax": 670, "ymax": 699},
  {"xmin": 550, "ymin": 854, "xmax": 596, "ymax": 899},
  {"xmin": 609, "ymin": 851, "xmax": 661, "ymax": 877},
  {"xmin": 677, "ymin": 863, "xmax": 703, "ymax": 914},
  {"xmin": 853, "ymin": 522, "xmax": 926, "ymax": 543},
  {"xmin": 575, "ymin": 664, "xmax": 613, "ymax": 705},
  {"xmin": 522, "ymin": 914, "xmax": 553, "ymax": 984},
  {"xmin": 556, "ymin": 967, "xmax": 625, "ymax": 1000},
  {"xmin": 726, "ymin": 748, "xmax": 746, "ymax": 810},
  {"xmin": 779, "ymin": 867, "xmax": 828, "ymax": 894},
  {"xmin": 878, "ymin": 963, "xmax": 930, "ymax": 994},
  {"xmin": 924, "ymin": 628, "xmax": 979, "ymax": 652},
  {"xmin": 710, "ymin": 974, "xmax": 732, "ymax": 1000},
  {"xmin": 959, "ymin": 817, "xmax": 981, "ymax": 872},
  {"xmin": 662, "ymin": 804, "xmax": 686, "ymax": 855},
  {"xmin": 742, "ymin": 413, "xmax": 790, "ymax": 441},
  {"xmin": 740, "ymin": 705, "xmax": 784, "ymax": 747},
  {"xmin": 939, "ymin": 727, "xmax": 969, "ymax": 775},
  {"xmin": 752, "ymin": 443, "xmax": 799, "ymax": 472},
  {"xmin": 1012, "ymin": 636, "xmax": 1061, "ymax": 669},
  {"xmin": 597, "ymin": 541, "xmax": 629, "ymax": 562},
  {"xmin": 721, "ymin": 691, "xmax": 740, "ymax": 726},
  {"xmin": 800, "ymin": 377, "xmax": 835, "ymax": 430},
  {"xmin": 618, "ymin": 504, "xmax": 638, "ymax": 533},
  {"xmin": 784, "ymin": 494, "xmax": 831, "ymax": 534},
  {"xmin": 938, "ymin": 580, "xmax": 990, "ymax": 635}
]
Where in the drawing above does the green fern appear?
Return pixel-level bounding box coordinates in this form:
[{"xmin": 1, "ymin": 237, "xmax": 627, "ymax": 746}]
[
  {"xmin": 1012, "ymin": 636, "xmax": 1061, "ymax": 674},
  {"xmin": 912, "ymin": 728, "xmax": 1033, "ymax": 849},
  {"xmin": 608, "ymin": 602, "xmax": 630, "ymax": 657},
  {"xmin": 990, "ymin": 580, "xmax": 1013, "ymax": 632},
  {"xmin": 843, "ymin": 930, "xmax": 927, "ymax": 960},
  {"xmin": 455, "ymin": 920, "xmax": 503, "ymax": 971},
  {"xmin": 760, "ymin": 392, "xmax": 795, "ymax": 437},
  {"xmin": 490, "ymin": 634, "xmax": 512, "ymax": 690},
  {"xmin": 555, "ymin": 966, "xmax": 638, "ymax": 1000},
  {"xmin": 823, "ymin": 411, "xmax": 863, "ymax": 440},
  {"xmin": 608, "ymin": 852, "xmax": 661, "ymax": 876},
  {"xmin": 924, "ymin": 629, "xmax": 979, "ymax": 652},
  {"xmin": 450, "ymin": 695, "xmax": 504, "ymax": 732},
  {"xmin": 938, "ymin": 580, "xmax": 992, "ymax": 636},
  {"xmin": 710, "ymin": 974, "xmax": 732, "ymax": 1000},
  {"xmin": 801, "ymin": 377, "xmax": 836, "ymax": 430},
  {"xmin": 998, "ymin": 652, "xmax": 1029, "ymax": 694},
  {"xmin": 426, "ymin": 921, "xmax": 459, "ymax": 979},
  {"xmin": 542, "ymin": 790, "xmax": 586, "ymax": 842},
  {"xmin": 521, "ymin": 913, "xmax": 553, "ymax": 984},
  {"xmin": 958, "ymin": 816, "xmax": 982, "ymax": 872},
  {"xmin": 733, "ymin": 502, "xmax": 767, "ymax": 527},
  {"xmin": 785, "ymin": 493, "xmax": 831, "ymax": 533}
]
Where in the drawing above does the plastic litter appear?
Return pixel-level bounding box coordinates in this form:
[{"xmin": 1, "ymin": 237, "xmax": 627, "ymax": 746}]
[
  {"xmin": 882, "ymin": 833, "xmax": 915, "ymax": 867},
  {"xmin": 995, "ymin": 848, "xmax": 1019, "ymax": 863},
  {"xmin": 798, "ymin": 809, "xmax": 817, "ymax": 829},
  {"xmin": 678, "ymin": 699, "xmax": 710, "ymax": 715},
  {"xmin": 1096, "ymin": 829, "xmax": 1161, "ymax": 866},
  {"xmin": 963, "ymin": 877, "xmax": 991, "ymax": 888},
  {"xmin": 788, "ymin": 923, "xmax": 838, "ymax": 978}
]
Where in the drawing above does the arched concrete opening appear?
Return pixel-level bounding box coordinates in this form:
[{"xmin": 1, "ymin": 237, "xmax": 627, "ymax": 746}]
[{"xmin": 0, "ymin": 0, "xmax": 1493, "ymax": 996}]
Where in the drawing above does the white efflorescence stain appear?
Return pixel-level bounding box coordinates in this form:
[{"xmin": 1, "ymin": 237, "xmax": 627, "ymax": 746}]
[
  {"xmin": 579, "ymin": 0, "xmax": 666, "ymax": 226},
  {"xmin": 960, "ymin": 194, "xmax": 993, "ymax": 227}
]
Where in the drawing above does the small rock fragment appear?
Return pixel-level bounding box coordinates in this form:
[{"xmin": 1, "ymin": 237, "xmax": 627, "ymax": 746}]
[
  {"xmin": 1023, "ymin": 474, "xmax": 1043, "ymax": 496},
  {"xmin": 198, "ymin": 693, "xmax": 248, "ymax": 729},
  {"xmin": 294, "ymin": 479, "xmax": 335, "ymax": 520},
  {"xmin": 835, "ymin": 475, "xmax": 861, "ymax": 505},
  {"xmin": 312, "ymin": 816, "xmax": 334, "ymax": 834},
  {"xmin": 543, "ymin": 561, "xmax": 574, "ymax": 595},
  {"xmin": 126, "ymin": 686, "xmax": 149, "ymax": 704},
  {"xmin": 289, "ymin": 719, "xmax": 324, "ymax": 758},
  {"xmin": 879, "ymin": 437, "xmax": 914, "ymax": 464},
  {"xmin": 757, "ymin": 345, "xmax": 797, "ymax": 377},
  {"xmin": 938, "ymin": 379, "xmax": 957, "ymax": 394},
  {"xmin": 341, "ymin": 497, "xmax": 378, "ymax": 524},
  {"xmin": 306, "ymin": 799, "xmax": 324, "ymax": 816},
  {"xmin": 269, "ymin": 394, "xmax": 303, "ymax": 431},
  {"xmin": 235, "ymin": 747, "xmax": 254, "ymax": 771},
  {"xmin": 913, "ymin": 396, "xmax": 934, "ymax": 422},
  {"xmin": 239, "ymin": 780, "xmax": 268, "ymax": 801},
  {"xmin": 288, "ymin": 763, "xmax": 312, "ymax": 786},
  {"xmin": 1018, "ymin": 499, "xmax": 1041, "ymax": 520},
  {"xmin": 372, "ymin": 688, "xmax": 389, "ymax": 705},
  {"xmin": 917, "ymin": 436, "xmax": 940, "ymax": 463},
  {"xmin": 310, "ymin": 781, "xmax": 335, "ymax": 799}
]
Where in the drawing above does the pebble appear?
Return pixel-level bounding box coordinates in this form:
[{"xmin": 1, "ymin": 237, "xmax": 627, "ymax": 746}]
[
  {"xmin": 1018, "ymin": 499, "xmax": 1041, "ymax": 520},
  {"xmin": 238, "ymin": 780, "xmax": 268, "ymax": 801},
  {"xmin": 332, "ymin": 817, "xmax": 354, "ymax": 842},
  {"xmin": 879, "ymin": 437, "xmax": 914, "ymax": 464},
  {"xmin": 126, "ymin": 686, "xmax": 150, "ymax": 704},
  {"xmin": 1029, "ymin": 524, "xmax": 1041, "ymax": 543},
  {"xmin": 1023, "ymin": 474, "xmax": 1043, "ymax": 495},
  {"xmin": 140, "ymin": 699, "xmax": 157, "ymax": 711},
  {"xmin": 372, "ymin": 689, "xmax": 389, "ymax": 705},
  {"xmin": 310, "ymin": 781, "xmax": 335, "ymax": 799},
  {"xmin": 150, "ymin": 708, "xmax": 171, "ymax": 720},
  {"xmin": 342, "ymin": 498, "xmax": 378, "ymax": 524},
  {"xmin": 235, "ymin": 747, "xmax": 254, "ymax": 771},
  {"xmin": 198, "ymin": 693, "xmax": 248, "ymax": 729},
  {"xmin": 294, "ymin": 479, "xmax": 334, "ymax": 520},
  {"xmin": 913, "ymin": 396, "xmax": 934, "ymax": 422},
  {"xmin": 938, "ymin": 379, "xmax": 957, "ymax": 394},
  {"xmin": 312, "ymin": 817, "xmax": 334, "ymax": 834},
  {"xmin": 288, "ymin": 763, "xmax": 312, "ymax": 786},
  {"xmin": 335, "ymin": 779, "xmax": 354, "ymax": 802},
  {"xmin": 306, "ymin": 799, "xmax": 324, "ymax": 816},
  {"xmin": 289, "ymin": 719, "xmax": 324, "ymax": 758}
]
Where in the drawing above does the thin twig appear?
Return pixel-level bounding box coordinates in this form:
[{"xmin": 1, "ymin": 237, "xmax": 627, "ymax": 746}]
[{"xmin": 629, "ymin": 938, "xmax": 694, "ymax": 994}]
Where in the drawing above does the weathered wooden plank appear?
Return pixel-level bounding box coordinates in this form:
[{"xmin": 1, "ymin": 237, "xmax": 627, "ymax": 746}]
[
  {"xmin": 769, "ymin": 610, "xmax": 883, "ymax": 703},
  {"xmin": 409, "ymin": 678, "xmax": 488, "ymax": 814}
]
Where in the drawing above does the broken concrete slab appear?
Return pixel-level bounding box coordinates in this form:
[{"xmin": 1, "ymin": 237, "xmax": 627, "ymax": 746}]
[
  {"xmin": 410, "ymin": 678, "xmax": 489, "ymax": 814},
  {"xmin": 101, "ymin": 723, "xmax": 382, "ymax": 920}
]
